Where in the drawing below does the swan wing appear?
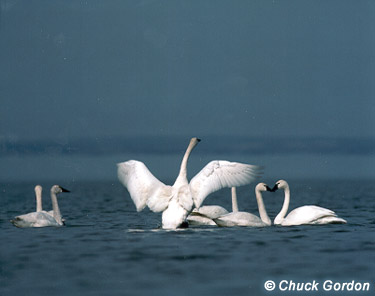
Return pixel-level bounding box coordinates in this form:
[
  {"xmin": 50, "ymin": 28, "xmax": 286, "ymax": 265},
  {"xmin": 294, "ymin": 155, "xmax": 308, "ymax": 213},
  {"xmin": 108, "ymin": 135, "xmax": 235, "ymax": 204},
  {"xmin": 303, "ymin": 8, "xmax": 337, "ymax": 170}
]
[
  {"xmin": 33, "ymin": 212, "xmax": 61, "ymax": 227},
  {"xmin": 190, "ymin": 160, "xmax": 261, "ymax": 208},
  {"xmin": 146, "ymin": 185, "xmax": 173, "ymax": 213},
  {"xmin": 117, "ymin": 160, "xmax": 172, "ymax": 212}
]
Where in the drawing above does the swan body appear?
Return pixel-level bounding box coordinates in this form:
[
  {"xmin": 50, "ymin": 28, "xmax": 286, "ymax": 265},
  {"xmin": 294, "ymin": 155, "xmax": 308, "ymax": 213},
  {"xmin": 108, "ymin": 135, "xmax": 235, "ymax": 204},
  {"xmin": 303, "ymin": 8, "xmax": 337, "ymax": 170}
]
[
  {"xmin": 193, "ymin": 205, "xmax": 229, "ymax": 219},
  {"xmin": 11, "ymin": 211, "xmax": 63, "ymax": 228},
  {"xmin": 117, "ymin": 137, "xmax": 261, "ymax": 229},
  {"xmin": 186, "ymin": 211, "xmax": 218, "ymax": 226},
  {"xmin": 187, "ymin": 186, "xmax": 238, "ymax": 226},
  {"xmin": 215, "ymin": 211, "xmax": 268, "ymax": 227},
  {"xmin": 272, "ymin": 180, "xmax": 347, "ymax": 226},
  {"xmin": 187, "ymin": 202, "xmax": 229, "ymax": 226},
  {"xmin": 11, "ymin": 185, "xmax": 69, "ymax": 228},
  {"xmin": 214, "ymin": 183, "xmax": 272, "ymax": 227}
]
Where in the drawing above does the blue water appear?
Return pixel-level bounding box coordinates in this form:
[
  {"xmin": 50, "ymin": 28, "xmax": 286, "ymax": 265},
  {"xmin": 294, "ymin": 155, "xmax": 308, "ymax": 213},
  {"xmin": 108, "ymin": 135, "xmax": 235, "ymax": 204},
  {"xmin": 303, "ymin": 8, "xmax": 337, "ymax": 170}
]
[{"xmin": 1, "ymin": 180, "xmax": 374, "ymax": 296}]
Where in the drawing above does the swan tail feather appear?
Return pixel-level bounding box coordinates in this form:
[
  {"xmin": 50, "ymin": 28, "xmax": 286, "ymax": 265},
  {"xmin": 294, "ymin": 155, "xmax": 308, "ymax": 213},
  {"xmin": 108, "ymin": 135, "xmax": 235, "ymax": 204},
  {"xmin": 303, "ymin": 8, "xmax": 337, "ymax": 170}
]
[{"xmin": 312, "ymin": 216, "xmax": 347, "ymax": 224}]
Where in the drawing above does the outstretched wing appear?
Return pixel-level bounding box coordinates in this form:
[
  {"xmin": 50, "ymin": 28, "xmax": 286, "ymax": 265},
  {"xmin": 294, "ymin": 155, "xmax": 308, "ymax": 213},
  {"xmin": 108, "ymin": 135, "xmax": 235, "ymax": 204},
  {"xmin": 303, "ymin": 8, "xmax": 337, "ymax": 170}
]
[
  {"xmin": 117, "ymin": 160, "xmax": 172, "ymax": 212},
  {"xmin": 190, "ymin": 160, "xmax": 262, "ymax": 208}
]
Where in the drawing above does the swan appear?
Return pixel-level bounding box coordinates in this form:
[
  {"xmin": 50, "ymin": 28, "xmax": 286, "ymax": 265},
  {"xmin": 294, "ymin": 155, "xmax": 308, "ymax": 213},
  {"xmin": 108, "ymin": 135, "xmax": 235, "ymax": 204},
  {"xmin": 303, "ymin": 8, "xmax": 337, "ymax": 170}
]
[
  {"xmin": 117, "ymin": 137, "xmax": 261, "ymax": 229},
  {"xmin": 186, "ymin": 187, "xmax": 240, "ymax": 226},
  {"xmin": 214, "ymin": 183, "xmax": 272, "ymax": 227},
  {"xmin": 10, "ymin": 185, "xmax": 70, "ymax": 228},
  {"xmin": 272, "ymin": 180, "xmax": 347, "ymax": 226}
]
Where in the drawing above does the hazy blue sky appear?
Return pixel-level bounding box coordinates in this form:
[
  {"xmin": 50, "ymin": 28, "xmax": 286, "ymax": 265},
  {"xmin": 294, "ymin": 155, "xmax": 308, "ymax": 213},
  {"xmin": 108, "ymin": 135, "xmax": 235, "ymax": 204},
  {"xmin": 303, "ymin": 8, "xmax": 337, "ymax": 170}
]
[{"xmin": 1, "ymin": 0, "xmax": 374, "ymax": 141}]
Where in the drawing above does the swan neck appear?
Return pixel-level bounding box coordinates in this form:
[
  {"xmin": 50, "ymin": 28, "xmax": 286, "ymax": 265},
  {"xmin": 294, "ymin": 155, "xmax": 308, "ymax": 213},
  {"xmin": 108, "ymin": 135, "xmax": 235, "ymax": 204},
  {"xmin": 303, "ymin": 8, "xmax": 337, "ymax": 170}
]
[
  {"xmin": 36, "ymin": 189, "xmax": 42, "ymax": 212},
  {"xmin": 51, "ymin": 190, "xmax": 63, "ymax": 224},
  {"xmin": 231, "ymin": 187, "xmax": 239, "ymax": 212},
  {"xmin": 274, "ymin": 186, "xmax": 290, "ymax": 224},
  {"xmin": 255, "ymin": 189, "xmax": 271, "ymax": 226},
  {"xmin": 175, "ymin": 140, "xmax": 195, "ymax": 185}
]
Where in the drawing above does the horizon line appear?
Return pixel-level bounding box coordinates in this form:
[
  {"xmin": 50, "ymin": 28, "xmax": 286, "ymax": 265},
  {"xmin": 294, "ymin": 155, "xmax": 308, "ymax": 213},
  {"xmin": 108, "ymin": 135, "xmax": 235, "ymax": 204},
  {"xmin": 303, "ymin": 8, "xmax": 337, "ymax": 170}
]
[{"xmin": 1, "ymin": 135, "xmax": 374, "ymax": 156}]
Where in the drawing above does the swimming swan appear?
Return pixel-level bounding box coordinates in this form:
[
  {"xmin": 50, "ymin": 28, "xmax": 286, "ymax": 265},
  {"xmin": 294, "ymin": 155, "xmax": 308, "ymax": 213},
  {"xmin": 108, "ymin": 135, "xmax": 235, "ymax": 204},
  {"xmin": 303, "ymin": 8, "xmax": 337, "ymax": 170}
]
[
  {"xmin": 117, "ymin": 137, "xmax": 261, "ymax": 229},
  {"xmin": 214, "ymin": 183, "xmax": 272, "ymax": 227},
  {"xmin": 187, "ymin": 187, "xmax": 239, "ymax": 226},
  {"xmin": 10, "ymin": 185, "xmax": 70, "ymax": 228},
  {"xmin": 272, "ymin": 180, "xmax": 347, "ymax": 226}
]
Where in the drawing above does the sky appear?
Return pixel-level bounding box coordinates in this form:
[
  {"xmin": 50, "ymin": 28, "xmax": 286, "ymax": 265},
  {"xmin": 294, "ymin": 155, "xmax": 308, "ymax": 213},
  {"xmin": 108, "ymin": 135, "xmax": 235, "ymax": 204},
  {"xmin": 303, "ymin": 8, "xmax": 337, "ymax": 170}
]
[
  {"xmin": 0, "ymin": 0, "xmax": 374, "ymax": 142},
  {"xmin": 0, "ymin": 1, "xmax": 374, "ymax": 181}
]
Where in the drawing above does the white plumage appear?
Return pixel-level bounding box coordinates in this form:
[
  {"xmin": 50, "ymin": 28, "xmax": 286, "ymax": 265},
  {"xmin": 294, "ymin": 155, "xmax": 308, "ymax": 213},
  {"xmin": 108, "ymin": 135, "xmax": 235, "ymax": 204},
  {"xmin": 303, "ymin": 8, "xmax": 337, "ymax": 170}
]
[
  {"xmin": 214, "ymin": 183, "xmax": 272, "ymax": 227},
  {"xmin": 11, "ymin": 211, "xmax": 62, "ymax": 228},
  {"xmin": 190, "ymin": 160, "xmax": 261, "ymax": 208},
  {"xmin": 272, "ymin": 180, "xmax": 347, "ymax": 226},
  {"xmin": 10, "ymin": 185, "xmax": 69, "ymax": 228},
  {"xmin": 117, "ymin": 137, "xmax": 261, "ymax": 229}
]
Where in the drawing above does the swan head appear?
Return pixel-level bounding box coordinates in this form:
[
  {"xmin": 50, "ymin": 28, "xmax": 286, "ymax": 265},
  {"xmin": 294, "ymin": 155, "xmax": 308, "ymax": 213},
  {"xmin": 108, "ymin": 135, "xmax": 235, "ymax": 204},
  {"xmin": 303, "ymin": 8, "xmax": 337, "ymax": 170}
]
[
  {"xmin": 34, "ymin": 185, "xmax": 42, "ymax": 194},
  {"xmin": 271, "ymin": 179, "xmax": 289, "ymax": 191},
  {"xmin": 190, "ymin": 137, "xmax": 201, "ymax": 147},
  {"xmin": 255, "ymin": 182, "xmax": 273, "ymax": 192},
  {"xmin": 51, "ymin": 185, "xmax": 70, "ymax": 194}
]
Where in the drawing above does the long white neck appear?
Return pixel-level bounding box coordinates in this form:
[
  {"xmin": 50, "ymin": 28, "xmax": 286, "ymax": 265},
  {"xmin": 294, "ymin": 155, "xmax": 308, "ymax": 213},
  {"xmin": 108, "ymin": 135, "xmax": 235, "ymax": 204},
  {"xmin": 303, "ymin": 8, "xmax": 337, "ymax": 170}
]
[
  {"xmin": 231, "ymin": 187, "xmax": 239, "ymax": 212},
  {"xmin": 36, "ymin": 189, "xmax": 42, "ymax": 212},
  {"xmin": 274, "ymin": 185, "xmax": 290, "ymax": 225},
  {"xmin": 51, "ymin": 190, "xmax": 63, "ymax": 225},
  {"xmin": 174, "ymin": 140, "xmax": 196, "ymax": 186},
  {"xmin": 255, "ymin": 189, "xmax": 271, "ymax": 226}
]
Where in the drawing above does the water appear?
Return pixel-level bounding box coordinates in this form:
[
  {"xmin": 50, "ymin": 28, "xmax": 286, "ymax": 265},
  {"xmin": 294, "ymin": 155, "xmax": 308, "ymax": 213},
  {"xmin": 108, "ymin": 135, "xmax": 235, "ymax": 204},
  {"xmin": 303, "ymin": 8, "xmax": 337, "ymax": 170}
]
[{"xmin": 1, "ymin": 180, "xmax": 374, "ymax": 296}]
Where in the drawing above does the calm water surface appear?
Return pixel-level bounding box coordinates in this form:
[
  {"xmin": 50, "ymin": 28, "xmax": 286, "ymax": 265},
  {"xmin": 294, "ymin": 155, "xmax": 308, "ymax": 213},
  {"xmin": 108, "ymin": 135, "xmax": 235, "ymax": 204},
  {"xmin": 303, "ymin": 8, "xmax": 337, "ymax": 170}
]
[{"xmin": 1, "ymin": 180, "xmax": 374, "ymax": 296}]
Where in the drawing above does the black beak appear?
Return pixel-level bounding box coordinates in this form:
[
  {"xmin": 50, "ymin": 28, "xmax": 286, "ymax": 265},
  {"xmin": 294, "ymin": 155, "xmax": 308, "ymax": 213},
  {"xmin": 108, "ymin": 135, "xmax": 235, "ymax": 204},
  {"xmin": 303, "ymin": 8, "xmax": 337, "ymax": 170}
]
[
  {"xmin": 197, "ymin": 138, "xmax": 201, "ymax": 142},
  {"xmin": 61, "ymin": 187, "xmax": 70, "ymax": 193},
  {"xmin": 265, "ymin": 185, "xmax": 273, "ymax": 192},
  {"xmin": 270, "ymin": 184, "xmax": 279, "ymax": 192}
]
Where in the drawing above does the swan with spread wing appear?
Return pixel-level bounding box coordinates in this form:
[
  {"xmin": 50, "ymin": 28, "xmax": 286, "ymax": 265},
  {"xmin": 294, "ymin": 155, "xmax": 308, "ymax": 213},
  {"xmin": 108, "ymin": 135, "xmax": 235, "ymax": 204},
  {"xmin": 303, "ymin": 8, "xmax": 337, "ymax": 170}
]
[{"xmin": 117, "ymin": 137, "xmax": 262, "ymax": 229}]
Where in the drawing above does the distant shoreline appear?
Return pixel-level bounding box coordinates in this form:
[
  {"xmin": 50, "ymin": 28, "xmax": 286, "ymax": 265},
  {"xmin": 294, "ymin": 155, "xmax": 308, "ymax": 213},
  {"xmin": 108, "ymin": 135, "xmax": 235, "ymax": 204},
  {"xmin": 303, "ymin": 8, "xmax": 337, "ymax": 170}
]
[{"xmin": 1, "ymin": 136, "xmax": 374, "ymax": 156}]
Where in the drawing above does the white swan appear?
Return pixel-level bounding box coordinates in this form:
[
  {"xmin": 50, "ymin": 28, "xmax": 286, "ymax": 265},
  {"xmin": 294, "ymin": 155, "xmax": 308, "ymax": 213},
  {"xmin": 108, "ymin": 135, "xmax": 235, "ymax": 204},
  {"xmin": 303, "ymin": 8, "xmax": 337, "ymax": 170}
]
[
  {"xmin": 10, "ymin": 185, "xmax": 70, "ymax": 228},
  {"xmin": 214, "ymin": 183, "xmax": 272, "ymax": 227},
  {"xmin": 186, "ymin": 187, "xmax": 240, "ymax": 226},
  {"xmin": 272, "ymin": 180, "xmax": 347, "ymax": 226},
  {"xmin": 117, "ymin": 137, "xmax": 261, "ymax": 229}
]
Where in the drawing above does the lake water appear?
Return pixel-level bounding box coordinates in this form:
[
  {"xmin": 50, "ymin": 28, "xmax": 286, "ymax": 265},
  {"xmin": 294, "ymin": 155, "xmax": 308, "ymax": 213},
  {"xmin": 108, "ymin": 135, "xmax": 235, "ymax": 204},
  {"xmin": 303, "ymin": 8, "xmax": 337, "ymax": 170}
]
[{"xmin": 1, "ymin": 179, "xmax": 374, "ymax": 296}]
